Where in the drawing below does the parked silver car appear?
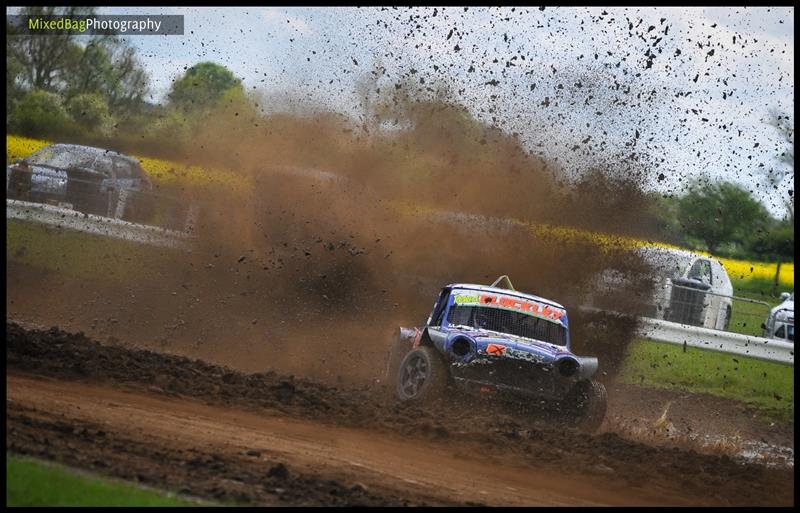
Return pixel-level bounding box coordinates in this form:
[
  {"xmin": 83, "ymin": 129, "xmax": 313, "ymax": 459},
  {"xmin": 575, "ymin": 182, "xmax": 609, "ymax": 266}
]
[
  {"xmin": 6, "ymin": 143, "xmax": 153, "ymax": 220},
  {"xmin": 763, "ymin": 292, "xmax": 794, "ymax": 342}
]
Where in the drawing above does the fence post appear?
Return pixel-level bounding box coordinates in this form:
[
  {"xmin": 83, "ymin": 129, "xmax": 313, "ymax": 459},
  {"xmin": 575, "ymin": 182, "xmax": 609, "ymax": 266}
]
[{"xmin": 773, "ymin": 261, "xmax": 782, "ymax": 297}]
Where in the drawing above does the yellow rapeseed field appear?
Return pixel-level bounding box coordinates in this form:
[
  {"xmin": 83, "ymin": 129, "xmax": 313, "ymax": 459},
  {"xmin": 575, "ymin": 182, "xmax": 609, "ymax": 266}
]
[
  {"xmin": 7, "ymin": 134, "xmax": 793, "ymax": 288},
  {"xmin": 527, "ymin": 221, "xmax": 793, "ymax": 287},
  {"xmin": 135, "ymin": 155, "xmax": 246, "ymax": 189},
  {"xmin": 6, "ymin": 134, "xmax": 246, "ymax": 190},
  {"xmin": 6, "ymin": 134, "xmax": 48, "ymax": 161}
]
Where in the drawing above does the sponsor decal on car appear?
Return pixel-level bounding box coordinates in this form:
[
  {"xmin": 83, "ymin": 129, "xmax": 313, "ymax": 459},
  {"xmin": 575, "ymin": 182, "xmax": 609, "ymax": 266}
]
[
  {"xmin": 486, "ymin": 343, "xmax": 506, "ymax": 356},
  {"xmin": 452, "ymin": 290, "xmax": 566, "ymax": 324},
  {"xmin": 504, "ymin": 347, "xmax": 546, "ymax": 363},
  {"xmin": 476, "ymin": 345, "xmax": 546, "ymax": 364}
]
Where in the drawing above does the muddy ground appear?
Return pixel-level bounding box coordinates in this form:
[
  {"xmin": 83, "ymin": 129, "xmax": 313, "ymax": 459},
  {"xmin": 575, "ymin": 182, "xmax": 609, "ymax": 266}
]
[{"xmin": 6, "ymin": 322, "xmax": 794, "ymax": 506}]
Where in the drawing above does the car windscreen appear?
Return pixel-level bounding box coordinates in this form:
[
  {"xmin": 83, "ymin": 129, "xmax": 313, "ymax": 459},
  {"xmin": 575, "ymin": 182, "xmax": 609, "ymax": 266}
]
[
  {"xmin": 447, "ymin": 304, "xmax": 567, "ymax": 346},
  {"xmin": 775, "ymin": 324, "xmax": 794, "ymax": 341},
  {"xmin": 112, "ymin": 157, "xmax": 142, "ymax": 180},
  {"xmin": 639, "ymin": 248, "xmax": 692, "ymax": 280}
]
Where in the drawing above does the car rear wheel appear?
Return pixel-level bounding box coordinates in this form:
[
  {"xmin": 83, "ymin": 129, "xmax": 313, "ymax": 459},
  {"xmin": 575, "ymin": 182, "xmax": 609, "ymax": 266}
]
[
  {"xmin": 385, "ymin": 330, "xmax": 411, "ymax": 397},
  {"xmin": 395, "ymin": 346, "xmax": 448, "ymax": 404},
  {"xmin": 567, "ymin": 380, "xmax": 607, "ymax": 432}
]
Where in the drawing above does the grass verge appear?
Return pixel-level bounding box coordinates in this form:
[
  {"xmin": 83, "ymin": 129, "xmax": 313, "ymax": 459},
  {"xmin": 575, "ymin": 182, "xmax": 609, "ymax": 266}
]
[
  {"xmin": 7, "ymin": 219, "xmax": 174, "ymax": 282},
  {"xmin": 6, "ymin": 454, "xmax": 200, "ymax": 506},
  {"xmin": 618, "ymin": 339, "xmax": 794, "ymax": 424}
]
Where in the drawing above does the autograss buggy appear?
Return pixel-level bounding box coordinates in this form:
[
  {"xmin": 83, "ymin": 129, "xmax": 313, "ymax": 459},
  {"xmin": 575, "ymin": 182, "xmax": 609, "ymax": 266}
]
[{"xmin": 386, "ymin": 276, "xmax": 607, "ymax": 431}]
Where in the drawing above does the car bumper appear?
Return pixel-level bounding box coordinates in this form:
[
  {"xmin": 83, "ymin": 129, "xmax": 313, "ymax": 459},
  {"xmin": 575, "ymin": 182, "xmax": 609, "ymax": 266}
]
[{"xmin": 450, "ymin": 356, "xmax": 575, "ymax": 401}]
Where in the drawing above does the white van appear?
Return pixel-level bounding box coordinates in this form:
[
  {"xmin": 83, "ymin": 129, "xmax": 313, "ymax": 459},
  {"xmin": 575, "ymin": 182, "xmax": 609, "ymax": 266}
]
[
  {"xmin": 763, "ymin": 292, "xmax": 794, "ymax": 342},
  {"xmin": 641, "ymin": 247, "xmax": 734, "ymax": 330},
  {"xmin": 588, "ymin": 246, "xmax": 734, "ymax": 330}
]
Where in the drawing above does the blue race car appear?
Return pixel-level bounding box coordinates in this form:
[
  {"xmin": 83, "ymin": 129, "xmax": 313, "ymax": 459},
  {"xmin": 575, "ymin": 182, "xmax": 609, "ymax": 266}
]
[{"xmin": 386, "ymin": 276, "xmax": 607, "ymax": 431}]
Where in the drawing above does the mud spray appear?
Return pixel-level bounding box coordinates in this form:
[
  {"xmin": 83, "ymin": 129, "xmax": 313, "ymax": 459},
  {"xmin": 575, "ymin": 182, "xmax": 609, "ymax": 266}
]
[{"xmin": 6, "ymin": 87, "xmax": 661, "ymax": 387}]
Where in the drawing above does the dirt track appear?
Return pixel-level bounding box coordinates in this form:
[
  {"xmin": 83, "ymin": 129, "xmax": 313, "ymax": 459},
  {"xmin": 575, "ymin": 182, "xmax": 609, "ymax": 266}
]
[
  {"xmin": 8, "ymin": 374, "xmax": 668, "ymax": 506},
  {"xmin": 6, "ymin": 322, "xmax": 794, "ymax": 506}
]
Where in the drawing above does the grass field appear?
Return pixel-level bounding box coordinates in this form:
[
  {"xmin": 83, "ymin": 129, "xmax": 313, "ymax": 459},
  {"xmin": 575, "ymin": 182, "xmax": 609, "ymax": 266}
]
[
  {"xmin": 7, "ymin": 219, "xmax": 170, "ymax": 282},
  {"xmin": 727, "ymin": 289, "xmax": 792, "ymax": 337},
  {"xmin": 728, "ymin": 296, "xmax": 776, "ymax": 337},
  {"xmin": 731, "ymin": 276, "xmax": 792, "ymax": 299},
  {"xmin": 619, "ymin": 339, "xmax": 794, "ymax": 423},
  {"xmin": 6, "ymin": 455, "xmax": 200, "ymax": 506}
]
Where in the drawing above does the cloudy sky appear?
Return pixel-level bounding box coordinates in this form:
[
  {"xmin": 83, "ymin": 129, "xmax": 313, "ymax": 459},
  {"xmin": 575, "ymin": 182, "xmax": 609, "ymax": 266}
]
[{"xmin": 10, "ymin": 6, "xmax": 795, "ymax": 217}]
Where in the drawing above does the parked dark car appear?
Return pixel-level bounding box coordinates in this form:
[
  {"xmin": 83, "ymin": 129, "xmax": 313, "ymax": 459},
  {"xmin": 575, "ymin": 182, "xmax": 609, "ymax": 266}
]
[{"xmin": 6, "ymin": 143, "xmax": 154, "ymax": 220}]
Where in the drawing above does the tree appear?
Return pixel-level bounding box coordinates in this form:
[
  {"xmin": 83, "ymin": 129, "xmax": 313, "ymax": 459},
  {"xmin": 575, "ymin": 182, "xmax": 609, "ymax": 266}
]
[
  {"xmin": 677, "ymin": 178, "xmax": 771, "ymax": 254},
  {"xmin": 6, "ymin": 6, "xmax": 95, "ymax": 92},
  {"xmin": 64, "ymin": 37, "xmax": 149, "ymax": 119},
  {"xmin": 95, "ymin": 38, "xmax": 148, "ymax": 115},
  {"xmin": 168, "ymin": 62, "xmax": 243, "ymax": 112},
  {"xmin": 6, "ymin": 52, "xmax": 24, "ymax": 112},
  {"xmin": 768, "ymin": 110, "xmax": 794, "ymax": 170},
  {"xmin": 8, "ymin": 7, "xmax": 149, "ymax": 127},
  {"xmin": 66, "ymin": 93, "xmax": 111, "ymax": 132},
  {"xmin": 8, "ymin": 89, "xmax": 74, "ymax": 137},
  {"xmin": 748, "ymin": 220, "xmax": 794, "ymax": 262},
  {"xmin": 643, "ymin": 192, "xmax": 685, "ymax": 245}
]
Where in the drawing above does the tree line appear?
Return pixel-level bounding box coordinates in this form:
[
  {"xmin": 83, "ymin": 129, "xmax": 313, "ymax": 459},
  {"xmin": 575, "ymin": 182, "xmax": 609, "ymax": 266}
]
[
  {"xmin": 7, "ymin": 7, "xmax": 248, "ymax": 148},
  {"xmin": 648, "ymin": 180, "xmax": 792, "ymax": 262}
]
